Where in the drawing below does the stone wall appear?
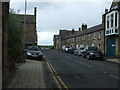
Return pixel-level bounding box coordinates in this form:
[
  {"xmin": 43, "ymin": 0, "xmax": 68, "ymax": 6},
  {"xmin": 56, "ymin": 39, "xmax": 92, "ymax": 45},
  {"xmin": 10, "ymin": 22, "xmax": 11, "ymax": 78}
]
[
  {"xmin": 2, "ymin": 2, "xmax": 16, "ymax": 87},
  {"xmin": 64, "ymin": 29, "xmax": 105, "ymax": 54}
]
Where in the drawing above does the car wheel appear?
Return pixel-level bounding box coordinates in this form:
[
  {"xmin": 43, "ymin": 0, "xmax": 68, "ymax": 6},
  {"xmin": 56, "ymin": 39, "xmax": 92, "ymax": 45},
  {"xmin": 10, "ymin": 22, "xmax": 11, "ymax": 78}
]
[
  {"xmin": 87, "ymin": 55, "xmax": 90, "ymax": 60},
  {"xmin": 82, "ymin": 54, "xmax": 84, "ymax": 58}
]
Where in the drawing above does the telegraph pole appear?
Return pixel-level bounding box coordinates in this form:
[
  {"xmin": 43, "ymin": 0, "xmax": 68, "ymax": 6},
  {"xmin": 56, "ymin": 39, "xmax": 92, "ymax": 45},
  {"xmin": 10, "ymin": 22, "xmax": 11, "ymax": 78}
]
[{"xmin": 23, "ymin": 0, "xmax": 27, "ymax": 62}]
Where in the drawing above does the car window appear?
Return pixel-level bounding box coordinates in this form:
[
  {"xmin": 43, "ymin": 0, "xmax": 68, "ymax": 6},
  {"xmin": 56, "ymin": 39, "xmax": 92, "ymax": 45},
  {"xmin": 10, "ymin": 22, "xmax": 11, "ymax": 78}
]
[
  {"xmin": 89, "ymin": 47, "xmax": 98, "ymax": 51},
  {"xmin": 27, "ymin": 46, "xmax": 40, "ymax": 51}
]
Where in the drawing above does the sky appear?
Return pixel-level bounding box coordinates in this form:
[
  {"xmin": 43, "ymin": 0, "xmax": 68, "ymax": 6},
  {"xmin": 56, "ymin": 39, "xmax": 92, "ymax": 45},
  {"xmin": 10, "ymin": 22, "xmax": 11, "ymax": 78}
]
[{"xmin": 10, "ymin": 0, "xmax": 112, "ymax": 46}]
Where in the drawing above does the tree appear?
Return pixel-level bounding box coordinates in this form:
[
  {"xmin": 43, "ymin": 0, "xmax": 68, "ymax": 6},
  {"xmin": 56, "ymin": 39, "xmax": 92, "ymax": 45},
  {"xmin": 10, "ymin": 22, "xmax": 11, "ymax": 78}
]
[{"xmin": 8, "ymin": 9, "xmax": 24, "ymax": 63}]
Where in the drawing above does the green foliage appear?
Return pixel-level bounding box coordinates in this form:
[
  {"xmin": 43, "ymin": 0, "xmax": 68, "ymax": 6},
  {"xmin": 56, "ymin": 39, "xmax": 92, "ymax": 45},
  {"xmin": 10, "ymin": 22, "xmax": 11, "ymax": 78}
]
[{"xmin": 8, "ymin": 10, "xmax": 24, "ymax": 62}]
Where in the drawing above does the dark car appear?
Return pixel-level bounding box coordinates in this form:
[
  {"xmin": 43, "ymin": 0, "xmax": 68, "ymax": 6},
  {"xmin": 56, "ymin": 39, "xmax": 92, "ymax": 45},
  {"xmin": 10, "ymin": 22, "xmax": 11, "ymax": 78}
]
[
  {"xmin": 82, "ymin": 46, "xmax": 103, "ymax": 60},
  {"xmin": 25, "ymin": 46, "xmax": 43, "ymax": 60},
  {"xmin": 67, "ymin": 47, "xmax": 76, "ymax": 54}
]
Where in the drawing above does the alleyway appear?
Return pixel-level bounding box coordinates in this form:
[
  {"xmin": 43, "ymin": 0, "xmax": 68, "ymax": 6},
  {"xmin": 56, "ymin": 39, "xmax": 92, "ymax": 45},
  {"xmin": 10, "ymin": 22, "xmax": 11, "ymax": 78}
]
[{"xmin": 6, "ymin": 59, "xmax": 46, "ymax": 89}]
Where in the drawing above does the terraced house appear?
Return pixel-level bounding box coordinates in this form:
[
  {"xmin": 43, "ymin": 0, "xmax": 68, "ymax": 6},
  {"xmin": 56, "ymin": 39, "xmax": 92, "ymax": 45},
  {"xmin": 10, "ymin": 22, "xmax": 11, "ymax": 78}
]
[
  {"xmin": 63, "ymin": 24, "xmax": 105, "ymax": 53},
  {"xmin": 104, "ymin": 0, "xmax": 120, "ymax": 58},
  {"xmin": 53, "ymin": 0, "xmax": 120, "ymax": 59}
]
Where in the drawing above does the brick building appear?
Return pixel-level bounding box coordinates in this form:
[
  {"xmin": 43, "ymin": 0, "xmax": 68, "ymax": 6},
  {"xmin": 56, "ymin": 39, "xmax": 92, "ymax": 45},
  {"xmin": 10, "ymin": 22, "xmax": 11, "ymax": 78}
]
[{"xmin": 16, "ymin": 7, "xmax": 37, "ymax": 47}]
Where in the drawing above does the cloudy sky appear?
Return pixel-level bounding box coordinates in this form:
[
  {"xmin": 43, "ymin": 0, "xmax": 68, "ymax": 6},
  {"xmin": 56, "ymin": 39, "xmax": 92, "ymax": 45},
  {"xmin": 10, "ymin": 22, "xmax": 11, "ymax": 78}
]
[{"xmin": 10, "ymin": 0, "xmax": 112, "ymax": 46}]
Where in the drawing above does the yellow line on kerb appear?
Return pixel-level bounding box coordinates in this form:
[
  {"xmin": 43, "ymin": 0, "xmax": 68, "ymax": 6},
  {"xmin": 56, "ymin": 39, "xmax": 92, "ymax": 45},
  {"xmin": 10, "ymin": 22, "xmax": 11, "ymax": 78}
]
[
  {"xmin": 46, "ymin": 62, "xmax": 61, "ymax": 89},
  {"xmin": 49, "ymin": 63, "xmax": 69, "ymax": 90}
]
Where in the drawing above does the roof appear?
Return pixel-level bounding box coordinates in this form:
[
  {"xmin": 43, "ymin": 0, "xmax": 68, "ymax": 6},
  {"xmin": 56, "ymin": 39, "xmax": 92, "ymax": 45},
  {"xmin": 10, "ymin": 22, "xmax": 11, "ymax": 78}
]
[
  {"xmin": 16, "ymin": 14, "xmax": 36, "ymax": 23},
  {"xmin": 110, "ymin": 0, "xmax": 120, "ymax": 10},
  {"xmin": 59, "ymin": 30, "xmax": 78, "ymax": 39},
  {"xmin": 64, "ymin": 24, "xmax": 104, "ymax": 39}
]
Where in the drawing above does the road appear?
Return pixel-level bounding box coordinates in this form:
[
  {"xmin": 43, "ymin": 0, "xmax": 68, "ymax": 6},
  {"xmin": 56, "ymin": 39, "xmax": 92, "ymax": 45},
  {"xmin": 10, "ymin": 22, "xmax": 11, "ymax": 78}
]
[{"xmin": 43, "ymin": 49, "xmax": 119, "ymax": 89}]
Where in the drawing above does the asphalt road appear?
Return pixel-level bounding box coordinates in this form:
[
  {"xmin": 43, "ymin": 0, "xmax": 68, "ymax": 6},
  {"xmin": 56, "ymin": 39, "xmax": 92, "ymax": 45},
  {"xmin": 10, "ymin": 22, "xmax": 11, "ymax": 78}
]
[{"xmin": 43, "ymin": 49, "xmax": 119, "ymax": 89}]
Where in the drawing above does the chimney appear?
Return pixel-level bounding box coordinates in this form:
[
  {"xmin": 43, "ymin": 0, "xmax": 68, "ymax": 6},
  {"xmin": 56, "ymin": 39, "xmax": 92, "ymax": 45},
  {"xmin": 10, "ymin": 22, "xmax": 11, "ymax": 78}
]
[
  {"xmin": 78, "ymin": 27, "xmax": 81, "ymax": 31},
  {"xmin": 102, "ymin": 9, "xmax": 108, "ymax": 24},
  {"xmin": 72, "ymin": 28, "xmax": 75, "ymax": 33},
  {"xmin": 34, "ymin": 7, "xmax": 37, "ymax": 16},
  {"xmin": 105, "ymin": 9, "xmax": 108, "ymax": 13},
  {"xmin": 81, "ymin": 23, "xmax": 87, "ymax": 31}
]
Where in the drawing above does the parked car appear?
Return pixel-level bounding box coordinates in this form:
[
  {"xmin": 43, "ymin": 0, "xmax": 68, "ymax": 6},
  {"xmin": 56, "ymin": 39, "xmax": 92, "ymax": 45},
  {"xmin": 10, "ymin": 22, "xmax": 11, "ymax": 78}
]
[
  {"xmin": 67, "ymin": 47, "xmax": 76, "ymax": 54},
  {"xmin": 74, "ymin": 47, "xmax": 84, "ymax": 56},
  {"xmin": 25, "ymin": 46, "xmax": 43, "ymax": 60},
  {"xmin": 82, "ymin": 46, "xmax": 103, "ymax": 60},
  {"xmin": 62, "ymin": 45, "xmax": 71, "ymax": 52}
]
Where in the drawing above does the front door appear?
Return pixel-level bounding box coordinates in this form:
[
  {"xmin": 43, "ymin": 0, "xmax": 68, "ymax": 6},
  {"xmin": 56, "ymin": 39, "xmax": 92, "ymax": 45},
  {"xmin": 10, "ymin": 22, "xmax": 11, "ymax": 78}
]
[{"xmin": 106, "ymin": 36, "xmax": 116, "ymax": 58}]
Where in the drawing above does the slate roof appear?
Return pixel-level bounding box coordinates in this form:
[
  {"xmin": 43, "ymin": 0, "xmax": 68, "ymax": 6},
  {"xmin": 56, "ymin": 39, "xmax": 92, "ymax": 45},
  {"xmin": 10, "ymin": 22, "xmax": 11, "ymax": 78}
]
[
  {"xmin": 110, "ymin": 0, "xmax": 120, "ymax": 10},
  {"xmin": 59, "ymin": 30, "xmax": 78, "ymax": 39},
  {"xmin": 16, "ymin": 14, "xmax": 36, "ymax": 23},
  {"xmin": 64, "ymin": 24, "xmax": 104, "ymax": 39}
]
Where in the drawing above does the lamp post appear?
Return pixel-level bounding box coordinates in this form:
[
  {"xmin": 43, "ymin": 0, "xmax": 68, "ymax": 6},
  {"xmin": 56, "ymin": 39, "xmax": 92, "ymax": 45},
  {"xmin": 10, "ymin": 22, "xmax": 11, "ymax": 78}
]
[{"xmin": 23, "ymin": 0, "xmax": 27, "ymax": 62}]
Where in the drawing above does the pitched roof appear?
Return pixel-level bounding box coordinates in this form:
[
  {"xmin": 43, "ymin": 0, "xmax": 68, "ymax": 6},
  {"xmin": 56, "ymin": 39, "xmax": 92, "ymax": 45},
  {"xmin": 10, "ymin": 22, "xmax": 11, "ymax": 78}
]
[
  {"xmin": 64, "ymin": 24, "xmax": 104, "ymax": 39},
  {"xmin": 110, "ymin": 0, "xmax": 120, "ymax": 10},
  {"xmin": 16, "ymin": 14, "xmax": 36, "ymax": 23},
  {"xmin": 59, "ymin": 30, "xmax": 78, "ymax": 39}
]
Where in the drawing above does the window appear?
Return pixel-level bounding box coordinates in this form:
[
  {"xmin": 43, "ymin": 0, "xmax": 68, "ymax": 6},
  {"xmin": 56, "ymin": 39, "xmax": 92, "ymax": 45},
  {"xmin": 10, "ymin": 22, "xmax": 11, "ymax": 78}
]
[
  {"xmin": 110, "ymin": 14, "xmax": 114, "ymax": 27},
  {"xmin": 106, "ymin": 31, "xmax": 109, "ymax": 34},
  {"xmin": 115, "ymin": 29, "xmax": 118, "ymax": 33},
  {"xmin": 112, "ymin": 29, "xmax": 113, "ymax": 33},
  {"xmin": 115, "ymin": 13, "xmax": 118, "ymax": 27},
  {"xmin": 107, "ymin": 16, "xmax": 109, "ymax": 28},
  {"xmin": 93, "ymin": 33, "xmax": 96, "ymax": 40}
]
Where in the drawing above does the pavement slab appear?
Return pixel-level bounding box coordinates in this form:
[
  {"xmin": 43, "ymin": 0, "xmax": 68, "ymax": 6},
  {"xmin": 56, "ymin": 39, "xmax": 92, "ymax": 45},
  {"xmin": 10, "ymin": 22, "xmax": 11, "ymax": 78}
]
[{"xmin": 6, "ymin": 59, "xmax": 46, "ymax": 89}]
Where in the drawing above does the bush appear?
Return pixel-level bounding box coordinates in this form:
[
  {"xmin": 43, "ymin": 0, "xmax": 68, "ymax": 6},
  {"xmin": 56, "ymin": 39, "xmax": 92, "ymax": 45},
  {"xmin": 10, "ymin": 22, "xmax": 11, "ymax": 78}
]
[{"xmin": 8, "ymin": 10, "xmax": 24, "ymax": 63}]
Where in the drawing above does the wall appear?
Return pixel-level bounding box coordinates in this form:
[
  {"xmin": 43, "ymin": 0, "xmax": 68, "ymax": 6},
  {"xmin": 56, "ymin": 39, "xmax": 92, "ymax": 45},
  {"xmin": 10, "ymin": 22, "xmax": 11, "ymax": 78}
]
[
  {"xmin": 64, "ymin": 29, "xmax": 105, "ymax": 54},
  {"xmin": 0, "ymin": 1, "xmax": 2, "ymax": 89},
  {"xmin": 25, "ymin": 23, "xmax": 36, "ymax": 45}
]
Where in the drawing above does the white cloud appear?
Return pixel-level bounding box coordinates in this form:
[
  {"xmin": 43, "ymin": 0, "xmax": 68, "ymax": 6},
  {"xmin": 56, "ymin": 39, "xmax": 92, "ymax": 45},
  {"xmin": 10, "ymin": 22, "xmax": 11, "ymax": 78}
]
[
  {"xmin": 10, "ymin": 1, "xmax": 112, "ymax": 45},
  {"xmin": 37, "ymin": 32, "xmax": 56, "ymax": 45}
]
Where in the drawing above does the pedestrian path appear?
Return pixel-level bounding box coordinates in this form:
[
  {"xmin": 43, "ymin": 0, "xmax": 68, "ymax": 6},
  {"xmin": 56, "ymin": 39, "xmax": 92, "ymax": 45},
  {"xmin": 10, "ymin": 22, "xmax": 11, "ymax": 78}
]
[
  {"xmin": 105, "ymin": 58, "xmax": 120, "ymax": 64},
  {"xmin": 7, "ymin": 59, "xmax": 46, "ymax": 89}
]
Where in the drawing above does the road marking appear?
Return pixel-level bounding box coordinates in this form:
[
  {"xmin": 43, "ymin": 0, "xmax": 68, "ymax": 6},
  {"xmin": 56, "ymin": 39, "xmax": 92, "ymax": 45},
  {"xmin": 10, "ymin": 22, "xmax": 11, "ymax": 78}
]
[
  {"xmin": 46, "ymin": 61, "xmax": 69, "ymax": 90},
  {"xmin": 46, "ymin": 62, "xmax": 61, "ymax": 88},
  {"xmin": 65, "ymin": 56, "xmax": 72, "ymax": 59},
  {"xmin": 110, "ymin": 74, "xmax": 120, "ymax": 79},
  {"xmin": 76, "ymin": 60, "xmax": 92, "ymax": 68},
  {"xmin": 53, "ymin": 76, "xmax": 61, "ymax": 88},
  {"xmin": 57, "ymin": 76, "xmax": 69, "ymax": 90},
  {"xmin": 50, "ymin": 63, "xmax": 69, "ymax": 90}
]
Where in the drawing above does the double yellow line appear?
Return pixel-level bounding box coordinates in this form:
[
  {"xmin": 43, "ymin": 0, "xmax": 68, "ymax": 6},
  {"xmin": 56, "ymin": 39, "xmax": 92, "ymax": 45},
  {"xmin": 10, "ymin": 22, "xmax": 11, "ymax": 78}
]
[{"xmin": 46, "ymin": 62, "xmax": 69, "ymax": 90}]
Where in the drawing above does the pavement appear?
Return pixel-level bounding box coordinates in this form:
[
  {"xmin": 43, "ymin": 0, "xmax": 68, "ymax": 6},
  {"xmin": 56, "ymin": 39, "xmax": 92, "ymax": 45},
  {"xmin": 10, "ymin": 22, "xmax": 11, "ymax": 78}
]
[
  {"xmin": 104, "ymin": 58, "xmax": 120, "ymax": 64},
  {"xmin": 6, "ymin": 59, "xmax": 46, "ymax": 89}
]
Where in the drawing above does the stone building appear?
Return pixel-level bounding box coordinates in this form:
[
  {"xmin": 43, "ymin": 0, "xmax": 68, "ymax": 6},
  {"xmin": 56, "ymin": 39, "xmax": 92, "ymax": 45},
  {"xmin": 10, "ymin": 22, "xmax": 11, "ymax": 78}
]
[
  {"xmin": 104, "ymin": 0, "xmax": 120, "ymax": 58},
  {"xmin": 53, "ymin": 0, "xmax": 119, "ymax": 59},
  {"xmin": 16, "ymin": 7, "xmax": 37, "ymax": 47},
  {"xmin": 53, "ymin": 29, "xmax": 78, "ymax": 50},
  {"xmin": 63, "ymin": 24, "xmax": 105, "ymax": 53}
]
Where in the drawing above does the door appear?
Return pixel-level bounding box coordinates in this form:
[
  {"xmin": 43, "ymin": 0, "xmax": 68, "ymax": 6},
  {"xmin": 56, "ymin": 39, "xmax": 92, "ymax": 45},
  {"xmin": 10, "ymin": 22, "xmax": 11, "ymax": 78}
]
[{"xmin": 106, "ymin": 37, "xmax": 116, "ymax": 58}]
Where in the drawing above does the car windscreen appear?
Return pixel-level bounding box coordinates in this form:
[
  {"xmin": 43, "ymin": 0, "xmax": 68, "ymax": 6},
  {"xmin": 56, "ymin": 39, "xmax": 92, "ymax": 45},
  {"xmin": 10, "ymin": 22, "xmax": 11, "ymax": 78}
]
[
  {"xmin": 27, "ymin": 46, "xmax": 40, "ymax": 51},
  {"xmin": 88, "ymin": 47, "xmax": 98, "ymax": 51},
  {"xmin": 80, "ymin": 48, "xmax": 84, "ymax": 50}
]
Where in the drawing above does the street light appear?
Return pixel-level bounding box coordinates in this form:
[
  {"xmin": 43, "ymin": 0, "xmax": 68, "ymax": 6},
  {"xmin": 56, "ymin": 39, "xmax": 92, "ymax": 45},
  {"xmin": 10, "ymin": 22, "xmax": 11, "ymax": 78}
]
[
  {"xmin": 23, "ymin": 0, "xmax": 27, "ymax": 62},
  {"xmin": 23, "ymin": 0, "xmax": 27, "ymax": 47}
]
